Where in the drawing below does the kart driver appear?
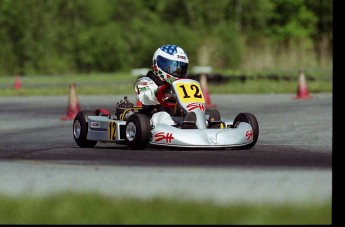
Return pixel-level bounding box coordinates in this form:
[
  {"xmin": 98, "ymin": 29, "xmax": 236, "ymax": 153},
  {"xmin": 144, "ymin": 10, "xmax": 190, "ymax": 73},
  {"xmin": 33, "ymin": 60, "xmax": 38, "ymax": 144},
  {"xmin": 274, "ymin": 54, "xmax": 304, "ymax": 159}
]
[{"xmin": 135, "ymin": 44, "xmax": 221, "ymax": 129}]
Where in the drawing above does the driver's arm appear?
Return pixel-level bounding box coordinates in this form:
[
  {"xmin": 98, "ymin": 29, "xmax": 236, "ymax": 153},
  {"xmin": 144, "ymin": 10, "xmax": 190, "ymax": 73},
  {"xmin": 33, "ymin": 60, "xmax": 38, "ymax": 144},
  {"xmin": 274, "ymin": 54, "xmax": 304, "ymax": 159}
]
[{"xmin": 135, "ymin": 77, "xmax": 160, "ymax": 105}]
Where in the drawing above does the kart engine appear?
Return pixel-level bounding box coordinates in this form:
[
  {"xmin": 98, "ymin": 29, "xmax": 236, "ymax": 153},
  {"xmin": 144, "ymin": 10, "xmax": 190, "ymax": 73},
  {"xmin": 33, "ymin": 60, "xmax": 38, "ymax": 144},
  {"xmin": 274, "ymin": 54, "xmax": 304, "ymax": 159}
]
[{"xmin": 114, "ymin": 96, "xmax": 135, "ymax": 120}]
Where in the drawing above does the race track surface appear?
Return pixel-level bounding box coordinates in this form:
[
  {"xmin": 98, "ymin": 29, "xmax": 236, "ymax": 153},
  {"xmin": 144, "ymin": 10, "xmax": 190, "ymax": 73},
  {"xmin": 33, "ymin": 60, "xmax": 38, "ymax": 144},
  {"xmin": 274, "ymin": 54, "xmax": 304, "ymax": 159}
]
[{"xmin": 0, "ymin": 93, "xmax": 332, "ymax": 205}]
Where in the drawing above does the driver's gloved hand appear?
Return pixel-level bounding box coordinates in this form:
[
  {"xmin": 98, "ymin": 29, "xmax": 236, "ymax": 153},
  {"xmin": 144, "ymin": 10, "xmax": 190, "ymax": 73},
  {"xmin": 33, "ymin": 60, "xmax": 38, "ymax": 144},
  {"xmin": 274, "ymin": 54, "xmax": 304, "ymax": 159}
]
[{"xmin": 166, "ymin": 77, "xmax": 175, "ymax": 84}]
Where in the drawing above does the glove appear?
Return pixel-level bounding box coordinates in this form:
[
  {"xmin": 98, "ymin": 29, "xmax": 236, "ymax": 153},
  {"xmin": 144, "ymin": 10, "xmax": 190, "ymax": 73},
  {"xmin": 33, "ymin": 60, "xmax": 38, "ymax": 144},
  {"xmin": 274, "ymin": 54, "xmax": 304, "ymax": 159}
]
[{"xmin": 166, "ymin": 76, "xmax": 176, "ymax": 84}]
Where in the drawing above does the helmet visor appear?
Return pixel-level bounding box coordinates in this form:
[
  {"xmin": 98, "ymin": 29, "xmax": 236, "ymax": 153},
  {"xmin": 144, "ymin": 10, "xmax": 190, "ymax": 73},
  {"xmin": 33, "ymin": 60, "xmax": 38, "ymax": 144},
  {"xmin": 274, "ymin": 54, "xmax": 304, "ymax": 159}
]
[{"xmin": 157, "ymin": 55, "xmax": 188, "ymax": 78}]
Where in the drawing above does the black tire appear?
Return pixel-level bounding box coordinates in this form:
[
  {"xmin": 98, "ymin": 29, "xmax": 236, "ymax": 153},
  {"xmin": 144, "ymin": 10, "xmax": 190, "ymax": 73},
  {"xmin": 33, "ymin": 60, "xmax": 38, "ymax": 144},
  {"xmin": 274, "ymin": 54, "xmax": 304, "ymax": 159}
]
[
  {"xmin": 125, "ymin": 113, "xmax": 151, "ymax": 149},
  {"xmin": 73, "ymin": 110, "xmax": 98, "ymax": 148},
  {"xmin": 205, "ymin": 109, "xmax": 212, "ymax": 115},
  {"xmin": 233, "ymin": 113, "xmax": 259, "ymax": 149}
]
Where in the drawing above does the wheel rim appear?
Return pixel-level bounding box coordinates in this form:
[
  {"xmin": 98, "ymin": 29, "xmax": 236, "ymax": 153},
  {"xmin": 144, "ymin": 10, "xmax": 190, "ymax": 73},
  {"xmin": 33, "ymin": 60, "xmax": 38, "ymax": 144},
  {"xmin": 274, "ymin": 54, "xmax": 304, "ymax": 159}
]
[
  {"xmin": 73, "ymin": 120, "xmax": 81, "ymax": 139},
  {"xmin": 126, "ymin": 122, "xmax": 136, "ymax": 142}
]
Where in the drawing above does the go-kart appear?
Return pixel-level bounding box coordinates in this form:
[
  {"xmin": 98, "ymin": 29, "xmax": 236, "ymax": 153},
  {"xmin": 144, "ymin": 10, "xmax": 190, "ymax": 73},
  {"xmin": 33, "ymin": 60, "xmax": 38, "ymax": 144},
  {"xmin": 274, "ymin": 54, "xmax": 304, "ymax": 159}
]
[{"xmin": 73, "ymin": 78, "xmax": 259, "ymax": 149}]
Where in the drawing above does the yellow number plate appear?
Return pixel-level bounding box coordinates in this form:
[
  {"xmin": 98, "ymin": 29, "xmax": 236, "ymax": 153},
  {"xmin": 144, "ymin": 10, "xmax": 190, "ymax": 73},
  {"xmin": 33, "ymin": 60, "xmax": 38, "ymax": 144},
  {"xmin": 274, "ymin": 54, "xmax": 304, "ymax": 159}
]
[
  {"xmin": 107, "ymin": 121, "xmax": 117, "ymax": 141},
  {"xmin": 175, "ymin": 81, "xmax": 205, "ymax": 103}
]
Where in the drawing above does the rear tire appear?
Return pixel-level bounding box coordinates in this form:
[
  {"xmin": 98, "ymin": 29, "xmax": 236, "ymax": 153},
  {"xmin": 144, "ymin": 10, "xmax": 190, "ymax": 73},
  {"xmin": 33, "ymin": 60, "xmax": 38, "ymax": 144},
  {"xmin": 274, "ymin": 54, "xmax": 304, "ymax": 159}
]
[
  {"xmin": 125, "ymin": 113, "xmax": 151, "ymax": 149},
  {"xmin": 73, "ymin": 110, "xmax": 98, "ymax": 148},
  {"xmin": 233, "ymin": 113, "xmax": 259, "ymax": 149}
]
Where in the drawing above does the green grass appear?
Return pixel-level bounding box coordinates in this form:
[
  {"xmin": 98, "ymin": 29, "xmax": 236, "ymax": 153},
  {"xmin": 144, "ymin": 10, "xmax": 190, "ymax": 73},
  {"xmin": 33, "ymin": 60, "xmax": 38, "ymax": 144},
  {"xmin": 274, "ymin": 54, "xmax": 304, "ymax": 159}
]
[
  {"xmin": 0, "ymin": 71, "xmax": 332, "ymax": 96},
  {"xmin": 0, "ymin": 72, "xmax": 136, "ymax": 96},
  {"xmin": 0, "ymin": 192, "xmax": 331, "ymax": 224},
  {"xmin": 208, "ymin": 79, "xmax": 332, "ymax": 94}
]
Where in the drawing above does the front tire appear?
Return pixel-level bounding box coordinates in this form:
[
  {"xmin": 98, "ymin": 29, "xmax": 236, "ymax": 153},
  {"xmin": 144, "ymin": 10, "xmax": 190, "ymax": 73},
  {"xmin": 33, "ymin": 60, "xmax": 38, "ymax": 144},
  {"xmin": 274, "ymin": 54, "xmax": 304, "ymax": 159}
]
[
  {"xmin": 73, "ymin": 110, "xmax": 98, "ymax": 148},
  {"xmin": 125, "ymin": 113, "xmax": 151, "ymax": 149},
  {"xmin": 233, "ymin": 113, "xmax": 259, "ymax": 149}
]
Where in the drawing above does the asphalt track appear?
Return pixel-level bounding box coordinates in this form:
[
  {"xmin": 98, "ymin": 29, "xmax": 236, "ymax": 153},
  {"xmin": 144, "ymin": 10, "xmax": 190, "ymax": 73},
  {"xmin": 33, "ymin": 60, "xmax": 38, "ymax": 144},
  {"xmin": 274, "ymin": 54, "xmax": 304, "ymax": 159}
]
[{"xmin": 0, "ymin": 93, "xmax": 332, "ymax": 205}]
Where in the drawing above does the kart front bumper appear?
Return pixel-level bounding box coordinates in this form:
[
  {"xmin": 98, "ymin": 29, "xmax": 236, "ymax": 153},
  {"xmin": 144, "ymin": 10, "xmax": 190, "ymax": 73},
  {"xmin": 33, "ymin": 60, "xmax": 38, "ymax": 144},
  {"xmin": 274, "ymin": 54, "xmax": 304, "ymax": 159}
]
[{"xmin": 150, "ymin": 122, "xmax": 254, "ymax": 148}]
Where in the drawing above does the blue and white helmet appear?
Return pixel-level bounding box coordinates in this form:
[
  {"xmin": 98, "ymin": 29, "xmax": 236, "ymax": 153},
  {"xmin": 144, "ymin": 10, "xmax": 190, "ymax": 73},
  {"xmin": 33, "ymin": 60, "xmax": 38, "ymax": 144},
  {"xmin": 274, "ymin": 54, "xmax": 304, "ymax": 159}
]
[{"xmin": 152, "ymin": 44, "xmax": 189, "ymax": 84}]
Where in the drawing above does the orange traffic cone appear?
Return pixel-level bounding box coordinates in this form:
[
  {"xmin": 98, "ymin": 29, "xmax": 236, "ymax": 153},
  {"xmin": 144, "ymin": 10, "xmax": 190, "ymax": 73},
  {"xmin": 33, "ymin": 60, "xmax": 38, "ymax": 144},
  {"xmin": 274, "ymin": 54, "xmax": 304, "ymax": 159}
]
[
  {"xmin": 294, "ymin": 68, "xmax": 312, "ymax": 100},
  {"xmin": 199, "ymin": 73, "xmax": 215, "ymax": 108},
  {"xmin": 61, "ymin": 83, "xmax": 80, "ymax": 120},
  {"xmin": 14, "ymin": 75, "xmax": 22, "ymax": 90}
]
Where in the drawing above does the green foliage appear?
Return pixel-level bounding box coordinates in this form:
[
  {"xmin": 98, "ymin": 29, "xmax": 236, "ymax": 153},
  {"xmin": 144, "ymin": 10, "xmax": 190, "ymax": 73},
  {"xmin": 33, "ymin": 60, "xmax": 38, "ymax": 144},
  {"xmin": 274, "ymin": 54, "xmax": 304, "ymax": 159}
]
[
  {"xmin": 0, "ymin": 0, "xmax": 332, "ymax": 76},
  {"xmin": 268, "ymin": 0, "xmax": 318, "ymax": 41}
]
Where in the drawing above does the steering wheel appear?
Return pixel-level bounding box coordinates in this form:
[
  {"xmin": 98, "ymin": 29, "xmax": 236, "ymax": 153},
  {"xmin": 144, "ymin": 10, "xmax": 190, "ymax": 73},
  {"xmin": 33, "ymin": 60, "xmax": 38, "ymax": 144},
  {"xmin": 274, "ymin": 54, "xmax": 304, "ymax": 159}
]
[{"xmin": 156, "ymin": 83, "xmax": 177, "ymax": 108}]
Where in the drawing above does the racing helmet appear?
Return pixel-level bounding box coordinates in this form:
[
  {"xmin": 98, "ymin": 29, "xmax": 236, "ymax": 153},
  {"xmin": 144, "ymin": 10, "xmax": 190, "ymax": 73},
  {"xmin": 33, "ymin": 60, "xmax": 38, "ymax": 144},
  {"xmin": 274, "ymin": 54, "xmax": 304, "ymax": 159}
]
[{"xmin": 152, "ymin": 44, "xmax": 189, "ymax": 83}]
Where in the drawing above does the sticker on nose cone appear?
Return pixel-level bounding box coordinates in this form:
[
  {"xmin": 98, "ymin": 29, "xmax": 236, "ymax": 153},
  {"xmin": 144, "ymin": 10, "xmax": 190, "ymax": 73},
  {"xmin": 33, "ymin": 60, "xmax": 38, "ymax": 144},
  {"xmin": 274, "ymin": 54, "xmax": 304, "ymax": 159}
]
[
  {"xmin": 175, "ymin": 81, "xmax": 205, "ymax": 103},
  {"xmin": 153, "ymin": 132, "xmax": 174, "ymax": 143},
  {"xmin": 246, "ymin": 130, "xmax": 253, "ymax": 141}
]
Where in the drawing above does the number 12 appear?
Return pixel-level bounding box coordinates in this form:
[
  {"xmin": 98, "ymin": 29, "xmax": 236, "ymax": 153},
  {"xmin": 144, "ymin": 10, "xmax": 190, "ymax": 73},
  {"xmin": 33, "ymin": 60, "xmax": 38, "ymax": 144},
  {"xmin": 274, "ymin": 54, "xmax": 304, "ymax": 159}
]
[{"xmin": 179, "ymin": 84, "xmax": 202, "ymax": 99}]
